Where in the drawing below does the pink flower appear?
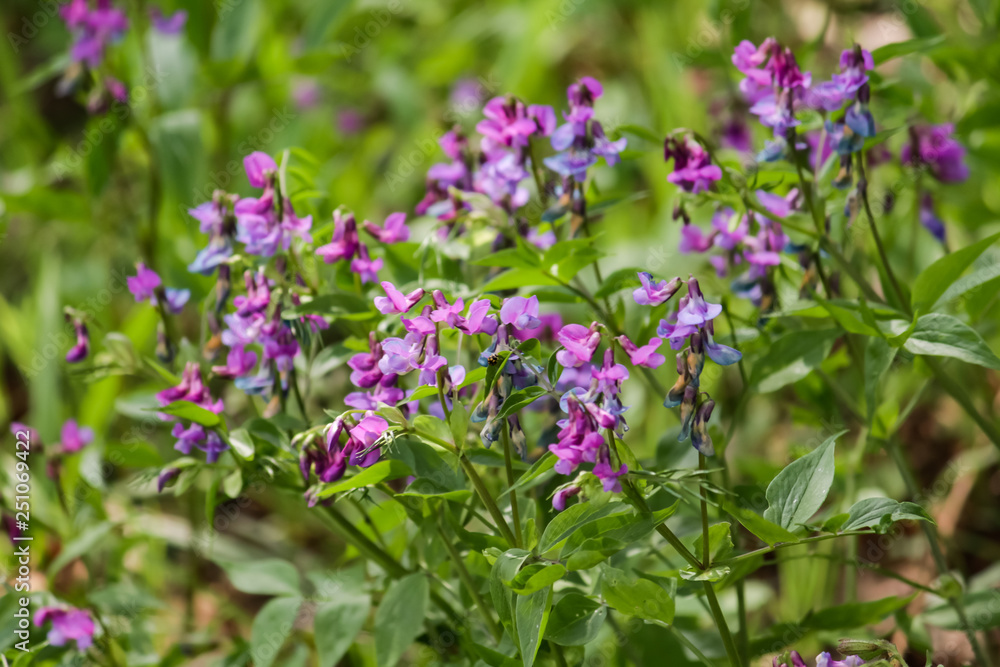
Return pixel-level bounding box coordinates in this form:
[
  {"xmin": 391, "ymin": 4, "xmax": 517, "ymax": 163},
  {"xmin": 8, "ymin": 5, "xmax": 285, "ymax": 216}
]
[
  {"xmin": 374, "ymin": 281, "xmax": 424, "ymax": 314},
  {"xmin": 456, "ymin": 299, "xmax": 498, "ymax": 335},
  {"xmin": 244, "ymin": 151, "xmax": 278, "ymax": 188},
  {"xmin": 633, "ymin": 272, "xmax": 682, "ymax": 306},
  {"xmin": 316, "ymin": 210, "xmax": 360, "ymax": 264},
  {"xmin": 617, "ymin": 335, "xmax": 666, "ymax": 369},
  {"xmin": 35, "ymin": 606, "xmax": 95, "ymax": 651},
  {"xmin": 127, "ymin": 262, "xmax": 161, "ymax": 302},
  {"xmin": 499, "ymin": 295, "xmax": 540, "ymax": 331},
  {"xmin": 60, "ymin": 419, "xmax": 94, "ymax": 453},
  {"xmin": 556, "ymin": 323, "xmax": 601, "ymax": 367}
]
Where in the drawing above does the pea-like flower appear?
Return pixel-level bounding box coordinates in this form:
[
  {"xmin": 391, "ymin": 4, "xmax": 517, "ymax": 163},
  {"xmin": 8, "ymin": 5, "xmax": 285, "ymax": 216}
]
[
  {"xmin": 35, "ymin": 606, "xmax": 95, "ymax": 651},
  {"xmin": 59, "ymin": 419, "xmax": 94, "ymax": 453}
]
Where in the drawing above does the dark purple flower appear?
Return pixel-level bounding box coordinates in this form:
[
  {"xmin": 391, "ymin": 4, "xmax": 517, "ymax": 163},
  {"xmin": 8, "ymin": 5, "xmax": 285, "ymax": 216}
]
[
  {"xmin": 156, "ymin": 467, "xmax": 180, "ymax": 492},
  {"xmin": 65, "ymin": 317, "xmax": 90, "ymax": 363},
  {"xmin": 902, "ymin": 124, "xmax": 969, "ymax": 183},
  {"xmin": 918, "ymin": 192, "xmax": 947, "ymax": 243},
  {"xmin": 35, "ymin": 606, "xmax": 95, "ymax": 650}
]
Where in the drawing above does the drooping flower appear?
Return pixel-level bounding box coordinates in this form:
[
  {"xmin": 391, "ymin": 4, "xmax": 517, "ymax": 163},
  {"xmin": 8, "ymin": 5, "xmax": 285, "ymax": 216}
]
[
  {"xmin": 35, "ymin": 606, "xmax": 95, "ymax": 651},
  {"xmin": 664, "ymin": 136, "xmax": 722, "ymax": 194},
  {"xmin": 59, "ymin": 419, "xmax": 94, "ymax": 453},
  {"xmin": 552, "ymin": 484, "xmax": 582, "ymax": 511},
  {"xmin": 156, "ymin": 467, "xmax": 180, "ymax": 493}
]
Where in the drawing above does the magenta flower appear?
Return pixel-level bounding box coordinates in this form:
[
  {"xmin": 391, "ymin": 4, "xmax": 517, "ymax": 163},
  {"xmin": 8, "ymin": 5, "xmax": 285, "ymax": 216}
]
[
  {"xmin": 430, "ymin": 291, "xmax": 464, "ymax": 327},
  {"xmin": 711, "ymin": 209, "xmax": 749, "ymax": 250},
  {"xmin": 347, "ymin": 414, "xmax": 388, "ymax": 468},
  {"xmin": 244, "ymin": 152, "xmax": 277, "ymax": 188},
  {"xmin": 676, "ymin": 278, "xmax": 723, "ymax": 327},
  {"xmin": 35, "ymin": 606, "xmax": 95, "ymax": 650},
  {"xmin": 171, "ymin": 422, "xmax": 228, "ymax": 462},
  {"xmin": 511, "ymin": 312, "xmax": 562, "ymax": 343},
  {"xmin": 401, "ymin": 307, "xmax": 437, "ymax": 336},
  {"xmin": 499, "ymin": 296, "xmax": 541, "ymax": 331},
  {"xmin": 665, "ymin": 136, "xmax": 723, "ymax": 194},
  {"xmin": 617, "ymin": 335, "xmax": 666, "ymax": 369},
  {"xmin": 556, "ymin": 323, "xmax": 601, "ymax": 368},
  {"xmin": 363, "ymin": 212, "xmax": 410, "ymax": 244},
  {"xmin": 316, "ymin": 210, "xmax": 360, "ymax": 263},
  {"xmin": 552, "ymin": 485, "xmax": 582, "ymax": 511},
  {"xmin": 60, "ymin": 0, "xmax": 128, "ymax": 68},
  {"xmin": 593, "ymin": 460, "xmax": 628, "ymax": 493},
  {"xmin": 374, "ymin": 282, "xmax": 425, "ymax": 315},
  {"xmin": 756, "ymin": 189, "xmax": 799, "ymax": 218},
  {"xmin": 127, "ymin": 262, "xmax": 161, "ymax": 302},
  {"xmin": 59, "ymin": 419, "xmax": 94, "ymax": 453},
  {"xmin": 157, "ymin": 362, "xmax": 224, "ymax": 415},
  {"xmin": 679, "ymin": 224, "xmax": 715, "ymax": 254},
  {"xmin": 633, "ymin": 272, "xmax": 681, "ymax": 306}
]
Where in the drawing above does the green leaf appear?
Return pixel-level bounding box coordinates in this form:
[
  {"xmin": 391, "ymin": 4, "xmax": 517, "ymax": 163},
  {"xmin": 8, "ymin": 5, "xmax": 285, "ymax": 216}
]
[
  {"xmin": 227, "ymin": 428, "xmax": 256, "ymax": 460},
  {"xmin": 912, "ymin": 232, "xmax": 1000, "ymax": 312},
  {"xmin": 251, "ymin": 597, "xmax": 302, "ymax": 667},
  {"xmin": 515, "ymin": 586, "xmax": 553, "ymax": 667},
  {"xmin": 150, "ymin": 110, "xmax": 205, "ymax": 204},
  {"xmin": 47, "ymin": 521, "xmax": 114, "ymax": 576},
  {"xmin": 561, "ymin": 503, "xmax": 678, "ymax": 556},
  {"xmin": 538, "ymin": 501, "xmax": 624, "ymax": 553},
  {"xmin": 936, "ymin": 261, "xmax": 1000, "ymax": 308},
  {"xmin": 902, "ymin": 313, "xmax": 1000, "ymax": 369},
  {"xmin": 693, "ymin": 522, "xmax": 734, "ymax": 562},
  {"xmin": 802, "ymin": 594, "xmax": 915, "ymax": 630},
  {"xmin": 449, "ymin": 402, "xmax": 470, "ymax": 446},
  {"xmin": 724, "ymin": 502, "xmax": 801, "ymax": 546},
  {"xmin": 219, "ymin": 559, "xmax": 301, "ymax": 596},
  {"xmin": 842, "ymin": 498, "xmax": 933, "ymax": 532},
  {"xmin": 750, "ymin": 329, "xmax": 840, "ymax": 392},
  {"xmin": 545, "ymin": 593, "xmax": 607, "ymax": 646},
  {"xmin": 315, "ymin": 593, "xmax": 370, "ymax": 667},
  {"xmin": 508, "ymin": 563, "xmax": 567, "ymax": 595},
  {"xmin": 594, "ymin": 267, "xmax": 644, "ymax": 300},
  {"xmin": 871, "ymin": 35, "xmax": 946, "ymax": 65},
  {"xmin": 481, "ymin": 269, "xmax": 561, "ymax": 292},
  {"xmin": 374, "ymin": 573, "xmax": 429, "ymax": 667},
  {"xmin": 471, "ymin": 247, "xmax": 540, "ymax": 269},
  {"xmin": 864, "ymin": 337, "xmax": 897, "ymax": 423},
  {"xmin": 496, "ymin": 386, "xmax": 547, "ymax": 420},
  {"xmin": 679, "ymin": 565, "xmax": 731, "ymax": 582},
  {"xmin": 314, "ymin": 459, "xmax": 412, "ymax": 498},
  {"xmin": 600, "ymin": 565, "xmax": 674, "ymax": 624},
  {"xmin": 816, "ymin": 297, "xmax": 882, "ymax": 337},
  {"xmin": 491, "ymin": 549, "xmax": 531, "ymax": 638},
  {"xmin": 156, "ymin": 401, "xmax": 221, "ymax": 428},
  {"xmin": 764, "ymin": 431, "xmax": 843, "ymax": 530}
]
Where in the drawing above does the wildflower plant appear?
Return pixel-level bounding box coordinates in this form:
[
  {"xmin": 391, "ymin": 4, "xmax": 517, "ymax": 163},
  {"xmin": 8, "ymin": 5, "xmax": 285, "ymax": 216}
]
[{"xmin": 5, "ymin": 2, "xmax": 1000, "ymax": 666}]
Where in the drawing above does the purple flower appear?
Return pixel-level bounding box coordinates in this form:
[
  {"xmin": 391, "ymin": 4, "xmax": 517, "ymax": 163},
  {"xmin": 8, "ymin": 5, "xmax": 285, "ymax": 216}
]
[
  {"xmin": 347, "ymin": 414, "xmax": 388, "ymax": 468},
  {"xmin": 316, "ymin": 210, "xmax": 360, "ymax": 263},
  {"xmin": 150, "ymin": 6, "xmax": 187, "ymax": 34},
  {"xmin": 127, "ymin": 262, "xmax": 161, "ymax": 302},
  {"xmin": 35, "ymin": 606, "xmax": 95, "ymax": 650},
  {"xmin": 106, "ymin": 76, "xmax": 128, "ymax": 103},
  {"xmin": 363, "ymin": 212, "xmax": 410, "ymax": 244},
  {"xmin": 60, "ymin": 419, "xmax": 94, "ymax": 453},
  {"xmin": 676, "ymin": 278, "xmax": 723, "ymax": 327},
  {"xmin": 157, "ymin": 362, "xmax": 224, "ymax": 415},
  {"xmin": 349, "ymin": 245, "xmax": 383, "ymax": 284},
  {"xmin": 552, "ymin": 484, "xmax": 582, "ymax": 511},
  {"xmin": 163, "ymin": 287, "xmax": 190, "ymax": 314},
  {"xmin": 375, "ymin": 281, "xmax": 424, "ymax": 315},
  {"xmin": 500, "ymin": 296, "xmax": 541, "ymax": 331},
  {"xmin": 633, "ymin": 272, "xmax": 682, "ymax": 306},
  {"xmin": 171, "ymin": 422, "xmax": 228, "ymax": 462},
  {"xmin": 617, "ymin": 335, "xmax": 666, "ymax": 369},
  {"xmin": 244, "ymin": 151, "xmax": 277, "ymax": 188},
  {"xmin": 61, "ymin": 0, "xmax": 128, "ymax": 68},
  {"xmin": 457, "ymin": 299, "xmax": 498, "ymax": 336},
  {"xmin": 556, "ymin": 323, "xmax": 601, "ymax": 368},
  {"xmin": 545, "ymin": 78, "xmax": 625, "ymax": 178},
  {"xmin": 665, "ymin": 136, "xmax": 722, "ymax": 193},
  {"xmin": 430, "ymin": 291, "xmax": 465, "ymax": 327},
  {"xmin": 712, "ymin": 209, "xmax": 749, "ymax": 250},
  {"xmin": 211, "ymin": 345, "xmax": 257, "ymax": 379},
  {"xmin": 156, "ymin": 467, "xmax": 180, "ymax": 492},
  {"xmin": 66, "ymin": 317, "xmax": 90, "ymax": 363},
  {"xmin": 902, "ymin": 124, "xmax": 969, "ymax": 183},
  {"xmin": 593, "ymin": 460, "xmax": 627, "ymax": 493},
  {"xmin": 679, "ymin": 224, "xmax": 715, "ymax": 254}
]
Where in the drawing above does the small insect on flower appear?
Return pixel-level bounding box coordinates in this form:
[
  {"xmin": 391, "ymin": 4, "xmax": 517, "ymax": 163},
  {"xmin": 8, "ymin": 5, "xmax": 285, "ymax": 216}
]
[{"xmin": 487, "ymin": 353, "xmax": 501, "ymax": 365}]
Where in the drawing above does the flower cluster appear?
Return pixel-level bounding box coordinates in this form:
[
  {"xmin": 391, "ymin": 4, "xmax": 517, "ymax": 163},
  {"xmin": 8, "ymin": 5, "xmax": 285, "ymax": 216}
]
[
  {"xmin": 903, "ymin": 123, "xmax": 970, "ymax": 243},
  {"xmin": 315, "ymin": 208, "xmax": 409, "ymax": 284},
  {"xmin": 300, "ymin": 414, "xmax": 390, "ymax": 505},
  {"xmin": 775, "ymin": 651, "xmax": 864, "ymax": 667},
  {"xmin": 157, "ymin": 362, "xmax": 229, "ymax": 462},
  {"xmin": 545, "ymin": 77, "xmax": 627, "ymax": 179},
  {"xmin": 664, "ymin": 135, "xmax": 722, "ymax": 194},
  {"xmin": 60, "ymin": 0, "xmax": 128, "ymax": 68}
]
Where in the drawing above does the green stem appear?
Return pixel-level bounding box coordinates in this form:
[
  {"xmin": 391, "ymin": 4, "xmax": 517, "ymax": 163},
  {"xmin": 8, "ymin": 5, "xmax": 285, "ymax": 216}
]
[
  {"xmin": 924, "ymin": 357, "xmax": 1000, "ymax": 451},
  {"xmin": 703, "ymin": 581, "xmax": 743, "ymax": 667},
  {"xmin": 858, "ymin": 155, "xmax": 907, "ymax": 310},
  {"xmin": 717, "ymin": 530, "xmax": 875, "ymax": 566},
  {"xmin": 459, "ymin": 454, "xmax": 518, "ymax": 547},
  {"xmin": 670, "ymin": 626, "xmax": 715, "ymax": 667},
  {"xmin": 500, "ymin": 421, "xmax": 523, "ymax": 548},
  {"xmin": 698, "ymin": 453, "xmax": 711, "ymax": 569},
  {"xmin": 882, "ymin": 437, "xmax": 992, "ymax": 667},
  {"xmin": 436, "ymin": 521, "xmax": 502, "ymax": 642}
]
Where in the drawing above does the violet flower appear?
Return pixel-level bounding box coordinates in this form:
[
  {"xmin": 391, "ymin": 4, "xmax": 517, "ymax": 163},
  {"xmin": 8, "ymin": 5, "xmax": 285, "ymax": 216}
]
[
  {"xmin": 65, "ymin": 317, "xmax": 90, "ymax": 363},
  {"xmin": 664, "ymin": 136, "xmax": 722, "ymax": 194},
  {"xmin": 60, "ymin": 0, "xmax": 129, "ymax": 68},
  {"xmin": 127, "ymin": 262, "xmax": 161, "ymax": 302},
  {"xmin": 316, "ymin": 210, "xmax": 360, "ymax": 263},
  {"xmin": 363, "ymin": 212, "xmax": 410, "ymax": 244},
  {"xmin": 902, "ymin": 124, "xmax": 969, "ymax": 183},
  {"xmin": 918, "ymin": 192, "xmax": 947, "ymax": 243},
  {"xmin": 374, "ymin": 281, "xmax": 425, "ymax": 315},
  {"xmin": 633, "ymin": 272, "xmax": 682, "ymax": 306},
  {"xmin": 150, "ymin": 6, "xmax": 187, "ymax": 34},
  {"xmin": 617, "ymin": 335, "xmax": 666, "ymax": 369},
  {"xmin": 556, "ymin": 323, "xmax": 601, "ymax": 368},
  {"xmin": 499, "ymin": 295, "xmax": 541, "ymax": 331}
]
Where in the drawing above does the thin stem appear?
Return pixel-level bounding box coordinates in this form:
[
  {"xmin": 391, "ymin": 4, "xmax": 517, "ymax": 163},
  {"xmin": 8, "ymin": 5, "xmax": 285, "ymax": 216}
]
[
  {"xmin": 703, "ymin": 582, "xmax": 743, "ymax": 667},
  {"xmin": 698, "ymin": 453, "xmax": 711, "ymax": 568},
  {"xmin": 717, "ymin": 530, "xmax": 874, "ymax": 566},
  {"xmin": 436, "ymin": 521, "xmax": 502, "ymax": 641},
  {"xmin": 924, "ymin": 357, "xmax": 1000, "ymax": 451},
  {"xmin": 500, "ymin": 421, "xmax": 523, "ymax": 548},
  {"xmin": 858, "ymin": 154, "xmax": 907, "ymax": 309},
  {"xmin": 459, "ymin": 454, "xmax": 518, "ymax": 547},
  {"xmin": 670, "ymin": 626, "xmax": 715, "ymax": 667}
]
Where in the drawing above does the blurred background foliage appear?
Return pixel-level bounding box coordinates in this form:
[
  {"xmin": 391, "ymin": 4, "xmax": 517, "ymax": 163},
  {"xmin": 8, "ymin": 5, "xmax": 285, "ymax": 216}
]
[{"xmin": 3, "ymin": 0, "xmax": 1000, "ymax": 664}]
